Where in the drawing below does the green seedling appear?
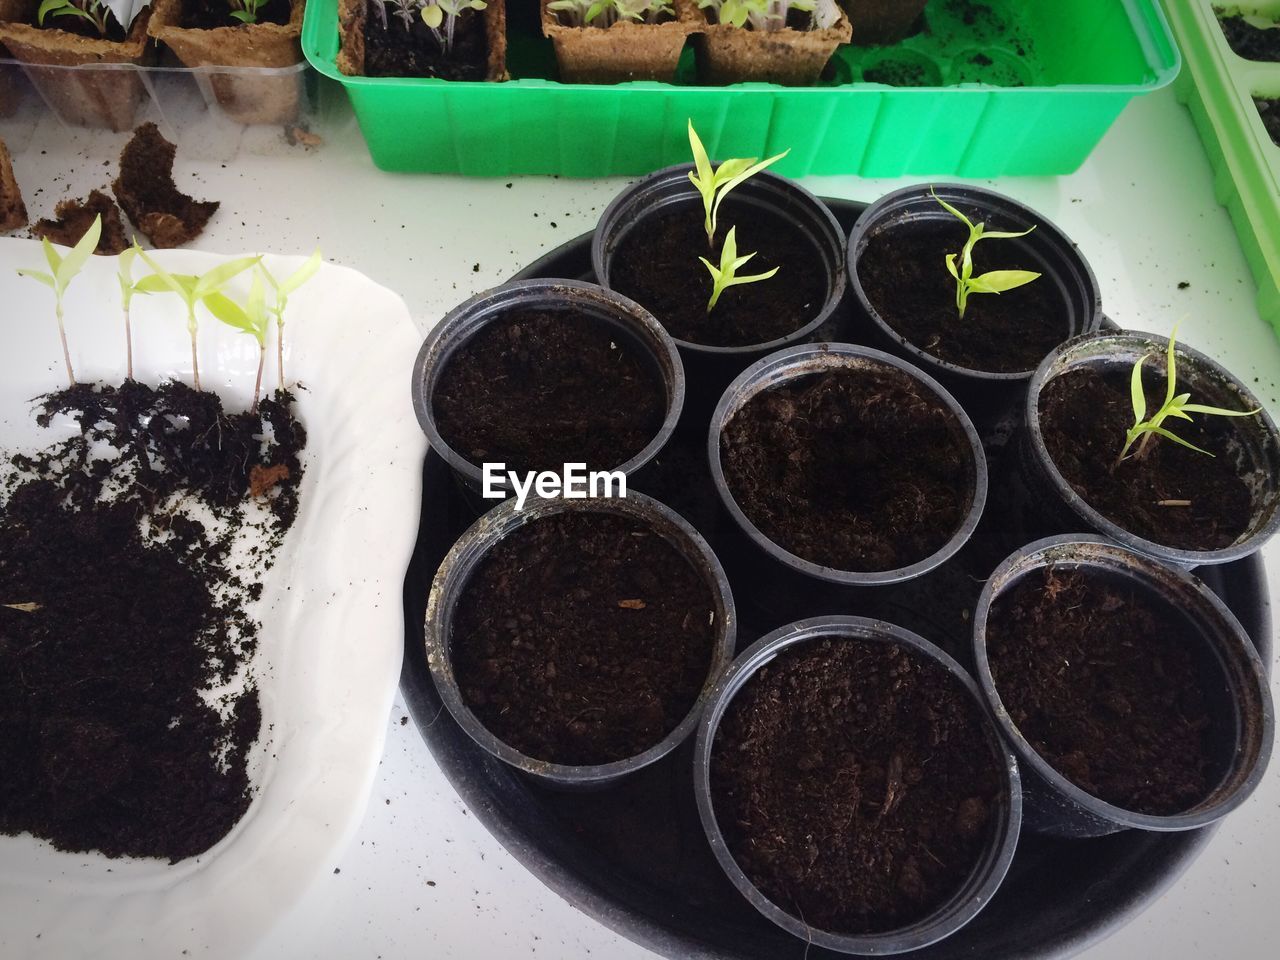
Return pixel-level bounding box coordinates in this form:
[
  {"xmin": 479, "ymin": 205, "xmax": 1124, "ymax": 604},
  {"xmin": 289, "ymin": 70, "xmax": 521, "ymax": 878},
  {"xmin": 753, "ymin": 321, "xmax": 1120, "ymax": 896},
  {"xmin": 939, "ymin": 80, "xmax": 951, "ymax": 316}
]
[
  {"xmin": 697, "ymin": 0, "xmax": 817, "ymax": 31},
  {"xmin": 116, "ymin": 246, "xmax": 143, "ymax": 381},
  {"xmin": 1117, "ymin": 326, "xmax": 1261, "ymax": 466},
  {"xmin": 16, "ymin": 213, "xmax": 102, "ymax": 387},
  {"xmin": 422, "ymin": 0, "xmax": 488, "ymax": 55},
  {"xmin": 135, "ymin": 249, "xmax": 260, "ymax": 391},
  {"xmin": 205, "ymin": 272, "xmax": 271, "ymax": 411},
  {"xmin": 700, "ymin": 226, "xmax": 778, "ymax": 313},
  {"xmin": 688, "ymin": 120, "xmax": 788, "ymax": 248},
  {"xmin": 932, "ymin": 188, "xmax": 1041, "ymax": 319},
  {"xmin": 547, "ymin": 0, "xmax": 673, "ymax": 26},
  {"xmin": 37, "ymin": 0, "xmax": 111, "ymax": 35},
  {"xmin": 259, "ymin": 249, "xmax": 322, "ymax": 389},
  {"xmin": 227, "ymin": 0, "xmax": 269, "ymax": 23}
]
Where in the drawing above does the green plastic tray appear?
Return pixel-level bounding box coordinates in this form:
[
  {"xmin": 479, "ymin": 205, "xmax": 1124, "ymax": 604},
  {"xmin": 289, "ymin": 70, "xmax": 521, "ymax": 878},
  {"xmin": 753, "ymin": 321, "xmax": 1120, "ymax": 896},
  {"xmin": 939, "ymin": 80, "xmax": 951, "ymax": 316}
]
[
  {"xmin": 1166, "ymin": 1, "xmax": 1280, "ymax": 339},
  {"xmin": 303, "ymin": 0, "xmax": 1179, "ymax": 177}
]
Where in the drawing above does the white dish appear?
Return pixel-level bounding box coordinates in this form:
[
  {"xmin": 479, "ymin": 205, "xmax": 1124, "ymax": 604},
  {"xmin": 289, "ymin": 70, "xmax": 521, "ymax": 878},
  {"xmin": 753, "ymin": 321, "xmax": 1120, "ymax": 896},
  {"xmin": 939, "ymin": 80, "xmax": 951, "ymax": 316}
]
[{"xmin": 0, "ymin": 239, "xmax": 426, "ymax": 960}]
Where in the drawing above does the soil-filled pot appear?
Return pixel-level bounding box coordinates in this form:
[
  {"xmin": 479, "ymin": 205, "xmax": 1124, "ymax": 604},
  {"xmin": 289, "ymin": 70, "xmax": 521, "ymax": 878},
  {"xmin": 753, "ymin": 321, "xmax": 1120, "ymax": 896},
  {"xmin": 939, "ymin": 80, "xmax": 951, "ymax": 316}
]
[
  {"xmin": 709, "ymin": 343, "xmax": 987, "ymax": 591},
  {"xmin": 973, "ymin": 535, "xmax": 1273, "ymax": 838},
  {"xmin": 541, "ymin": 1, "xmax": 695, "ymax": 84},
  {"xmin": 1021, "ymin": 331, "xmax": 1280, "ymax": 567},
  {"xmin": 0, "ymin": 1, "xmax": 154, "ymax": 131},
  {"xmin": 411, "ymin": 278, "xmax": 684, "ymax": 502},
  {"xmin": 841, "ymin": 0, "xmax": 927, "ymax": 45},
  {"xmin": 695, "ymin": 615, "xmax": 1021, "ymax": 954},
  {"xmin": 426, "ymin": 492, "xmax": 737, "ymax": 789},
  {"xmin": 593, "ymin": 163, "xmax": 846, "ymax": 406},
  {"xmin": 148, "ymin": 0, "xmax": 305, "ymax": 125},
  {"xmin": 336, "ymin": 0, "xmax": 508, "ymax": 80},
  {"xmin": 683, "ymin": 0, "xmax": 852, "ymax": 86},
  {"xmin": 847, "ymin": 183, "xmax": 1102, "ymax": 405}
]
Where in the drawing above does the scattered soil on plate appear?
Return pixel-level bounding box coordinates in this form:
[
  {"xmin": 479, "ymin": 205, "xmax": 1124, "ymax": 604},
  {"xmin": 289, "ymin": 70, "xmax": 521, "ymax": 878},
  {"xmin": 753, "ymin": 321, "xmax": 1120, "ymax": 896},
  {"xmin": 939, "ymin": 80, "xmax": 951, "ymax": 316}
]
[
  {"xmin": 113, "ymin": 122, "xmax": 219, "ymax": 248},
  {"xmin": 985, "ymin": 567, "xmax": 1214, "ymax": 814},
  {"xmin": 363, "ymin": 8, "xmax": 487, "ymax": 80},
  {"xmin": 1255, "ymin": 98, "xmax": 1280, "ymax": 147},
  {"xmin": 30, "ymin": 10, "xmax": 127, "ymax": 42},
  {"xmin": 719, "ymin": 366, "xmax": 972, "ymax": 572},
  {"xmin": 452, "ymin": 511, "xmax": 717, "ymax": 766},
  {"xmin": 432, "ymin": 309, "xmax": 665, "ymax": 475},
  {"xmin": 0, "ymin": 381, "xmax": 305, "ymax": 861},
  {"xmin": 32, "ymin": 189, "xmax": 129, "ymax": 255},
  {"xmin": 1039, "ymin": 368, "xmax": 1254, "ymax": 551},
  {"xmin": 710, "ymin": 636, "xmax": 1004, "ymax": 935},
  {"xmin": 858, "ymin": 217, "xmax": 1069, "ymax": 373},
  {"xmin": 1220, "ymin": 14, "xmax": 1280, "ymax": 62},
  {"xmin": 182, "ymin": 0, "xmax": 291, "ymax": 29},
  {"xmin": 609, "ymin": 200, "xmax": 830, "ymax": 348}
]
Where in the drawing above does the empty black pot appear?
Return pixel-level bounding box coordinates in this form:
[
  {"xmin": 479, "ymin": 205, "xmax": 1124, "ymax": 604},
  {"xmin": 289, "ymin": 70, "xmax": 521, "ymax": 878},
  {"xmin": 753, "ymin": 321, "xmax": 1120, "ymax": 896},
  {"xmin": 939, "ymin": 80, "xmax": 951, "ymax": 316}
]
[
  {"xmin": 694, "ymin": 615, "xmax": 1022, "ymax": 955},
  {"xmin": 972, "ymin": 535, "xmax": 1273, "ymax": 838}
]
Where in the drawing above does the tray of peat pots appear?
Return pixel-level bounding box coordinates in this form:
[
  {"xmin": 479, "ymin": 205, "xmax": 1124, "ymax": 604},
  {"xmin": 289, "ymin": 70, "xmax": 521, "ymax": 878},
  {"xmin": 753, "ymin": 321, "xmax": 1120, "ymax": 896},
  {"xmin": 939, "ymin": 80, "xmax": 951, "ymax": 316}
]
[
  {"xmin": 846, "ymin": 182, "xmax": 1103, "ymax": 415},
  {"xmin": 399, "ymin": 189, "xmax": 1274, "ymax": 959},
  {"xmin": 973, "ymin": 535, "xmax": 1273, "ymax": 838},
  {"xmin": 1019, "ymin": 328, "xmax": 1280, "ymax": 568}
]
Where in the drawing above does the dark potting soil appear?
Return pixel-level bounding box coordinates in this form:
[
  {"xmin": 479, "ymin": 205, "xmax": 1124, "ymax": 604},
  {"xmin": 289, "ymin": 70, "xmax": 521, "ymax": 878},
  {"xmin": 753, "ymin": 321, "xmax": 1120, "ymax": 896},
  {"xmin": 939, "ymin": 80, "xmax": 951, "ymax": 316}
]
[
  {"xmin": 859, "ymin": 218, "xmax": 1068, "ymax": 373},
  {"xmin": 1256, "ymin": 98, "xmax": 1280, "ymax": 147},
  {"xmin": 985, "ymin": 567, "xmax": 1214, "ymax": 814},
  {"xmin": 363, "ymin": 7, "xmax": 487, "ymax": 80},
  {"xmin": 113, "ymin": 123, "xmax": 219, "ymax": 249},
  {"xmin": 1039, "ymin": 368, "xmax": 1254, "ymax": 551},
  {"xmin": 608, "ymin": 201, "xmax": 829, "ymax": 348},
  {"xmin": 862, "ymin": 60, "xmax": 931, "ymax": 86},
  {"xmin": 710, "ymin": 637, "xmax": 1003, "ymax": 935},
  {"xmin": 182, "ymin": 0, "xmax": 292, "ymax": 29},
  {"xmin": 432, "ymin": 309, "xmax": 665, "ymax": 476},
  {"xmin": 32, "ymin": 189, "xmax": 129, "ymax": 256},
  {"xmin": 719, "ymin": 367, "xmax": 971, "ymax": 572},
  {"xmin": 1220, "ymin": 14, "xmax": 1280, "ymax": 62},
  {"xmin": 451, "ymin": 511, "xmax": 717, "ymax": 766},
  {"xmin": 0, "ymin": 381, "xmax": 305, "ymax": 861},
  {"xmin": 31, "ymin": 10, "xmax": 127, "ymax": 43}
]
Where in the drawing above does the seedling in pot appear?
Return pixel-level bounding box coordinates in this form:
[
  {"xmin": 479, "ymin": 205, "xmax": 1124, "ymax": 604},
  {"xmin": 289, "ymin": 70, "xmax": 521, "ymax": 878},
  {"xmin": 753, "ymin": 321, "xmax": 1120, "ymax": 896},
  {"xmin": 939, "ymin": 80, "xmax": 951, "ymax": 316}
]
[
  {"xmin": 687, "ymin": 120, "xmax": 788, "ymax": 248},
  {"xmin": 1117, "ymin": 327, "xmax": 1261, "ymax": 467},
  {"xmin": 259, "ymin": 250, "xmax": 323, "ymax": 389},
  {"xmin": 932, "ymin": 188, "xmax": 1041, "ymax": 319},
  {"xmin": 696, "ymin": 0, "xmax": 822, "ymax": 31},
  {"xmin": 37, "ymin": 0, "xmax": 112, "ymax": 34},
  {"xmin": 548, "ymin": 0, "xmax": 673, "ymax": 26},
  {"xmin": 205, "ymin": 272, "xmax": 271, "ymax": 411},
  {"xmin": 422, "ymin": 0, "xmax": 489, "ymax": 55},
  {"xmin": 700, "ymin": 226, "xmax": 778, "ymax": 312},
  {"xmin": 16, "ymin": 213, "xmax": 102, "ymax": 387},
  {"xmin": 227, "ymin": 0, "xmax": 269, "ymax": 24},
  {"xmin": 135, "ymin": 248, "xmax": 260, "ymax": 392}
]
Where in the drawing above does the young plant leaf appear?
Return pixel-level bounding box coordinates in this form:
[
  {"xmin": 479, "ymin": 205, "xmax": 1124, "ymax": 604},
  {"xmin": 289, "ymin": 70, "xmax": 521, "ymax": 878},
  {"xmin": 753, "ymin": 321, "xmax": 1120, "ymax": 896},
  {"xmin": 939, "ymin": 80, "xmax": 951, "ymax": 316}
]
[
  {"xmin": 931, "ymin": 187, "xmax": 1040, "ymax": 318},
  {"xmin": 699, "ymin": 226, "xmax": 779, "ymax": 312},
  {"xmin": 55, "ymin": 215, "xmax": 102, "ymax": 290},
  {"xmin": 15, "ymin": 268, "xmax": 55, "ymax": 289},
  {"xmin": 1130, "ymin": 355, "xmax": 1147, "ymax": 424}
]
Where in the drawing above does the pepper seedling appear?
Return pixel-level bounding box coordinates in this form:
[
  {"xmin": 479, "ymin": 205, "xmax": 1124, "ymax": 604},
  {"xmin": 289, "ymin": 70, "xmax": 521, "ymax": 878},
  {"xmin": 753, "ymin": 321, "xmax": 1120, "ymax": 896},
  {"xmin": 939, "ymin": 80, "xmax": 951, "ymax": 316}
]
[
  {"xmin": 16, "ymin": 213, "xmax": 103, "ymax": 387},
  {"xmin": 932, "ymin": 188, "xmax": 1041, "ymax": 319},
  {"xmin": 227, "ymin": 0, "xmax": 269, "ymax": 23},
  {"xmin": 700, "ymin": 226, "xmax": 778, "ymax": 313},
  {"xmin": 422, "ymin": 0, "xmax": 488, "ymax": 55},
  {"xmin": 135, "ymin": 249, "xmax": 260, "ymax": 391},
  {"xmin": 116, "ymin": 245, "xmax": 143, "ymax": 381},
  {"xmin": 547, "ymin": 0, "xmax": 673, "ymax": 26},
  {"xmin": 1117, "ymin": 326, "xmax": 1261, "ymax": 465},
  {"xmin": 259, "ymin": 250, "xmax": 322, "ymax": 389},
  {"xmin": 204, "ymin": 272, "xmax": 271, "ymax": 411},
  {"xmin": 37, "ymin": 0, "xmax": 111, "ymax": 34},
  {"xmin": 697, "ymin": 0, "xmax": 819, "ymax": 31},
  {"xmin": 687, "ymin": 120, "xmax": 788, "ymax": 248}
]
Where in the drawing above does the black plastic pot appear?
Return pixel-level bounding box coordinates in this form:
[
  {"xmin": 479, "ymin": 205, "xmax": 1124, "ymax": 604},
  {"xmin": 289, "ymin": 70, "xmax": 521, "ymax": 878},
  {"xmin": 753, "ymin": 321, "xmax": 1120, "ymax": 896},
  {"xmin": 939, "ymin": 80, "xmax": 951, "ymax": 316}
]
[
  {"xmin": 708, "ymin": 342, "xmax": 988, "ymax": 591},
  {"xmin": 972, "ymin": 535, "xmax": 1274, "ymax": 839},
  {"xmin": 1020, "ymin": 331, "xmax": 1280, "ymax": 567},
  {"xmin": 694, "ymin": 615, "xmax": 1022, "ymax": 955},
  {"xmin": 425, "ymin": 492, "xmax": 737, "ymax": 789},
  {"xmin": 411, "ymin": 278, "xmax": 685, "ymax": 502},
  {"xmin": 592, "ymin": 163, "xmax": 847, "ymax": 411},
  {"xmin": 846, "ymin": 183, "xmax": 1102, "ymax": 409}
]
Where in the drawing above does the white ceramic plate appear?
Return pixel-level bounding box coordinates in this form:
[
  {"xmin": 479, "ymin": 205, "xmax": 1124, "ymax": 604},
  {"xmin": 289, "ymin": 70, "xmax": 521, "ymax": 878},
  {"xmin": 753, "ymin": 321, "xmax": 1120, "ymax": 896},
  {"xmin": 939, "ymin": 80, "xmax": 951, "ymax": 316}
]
[{"xmin": 0, "ymin": 239, "xmax": 426, "ymax": 960}]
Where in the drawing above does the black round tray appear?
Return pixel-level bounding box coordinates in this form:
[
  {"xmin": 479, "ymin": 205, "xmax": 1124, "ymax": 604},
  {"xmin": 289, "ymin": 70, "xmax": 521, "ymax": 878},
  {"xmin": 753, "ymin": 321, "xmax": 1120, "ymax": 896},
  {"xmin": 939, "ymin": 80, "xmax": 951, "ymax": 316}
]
[{"xmin": 399, "ymin": 198, "xmax": 1274, "ymax": 959}]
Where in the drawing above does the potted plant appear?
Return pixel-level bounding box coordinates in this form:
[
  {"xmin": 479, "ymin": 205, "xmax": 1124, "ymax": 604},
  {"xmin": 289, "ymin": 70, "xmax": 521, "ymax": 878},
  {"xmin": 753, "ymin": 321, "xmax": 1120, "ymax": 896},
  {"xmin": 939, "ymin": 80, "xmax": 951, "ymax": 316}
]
[
  {"xmin": 541, "ymin": 0, "xmax": 696, "ymax": 84},
  {"xmin": 0, "ymin": 135, "xmax": 26, "ymax": 231},
  {"xmin": 0, "ymin": 0, "xmax": 154, "ymax": 130},
  {"xmin": 1020, "ymin": 329, "xmax": 1280, "ymax": 568},
  {"xmin": 148, "ymin": 0, "xmax": 308, "ymax": 125},
  {"xmin": 847, "ymin": 183, "xmax": 1103, "ymax": 401},
  {"xmin": 841, "ymin": 0, "xmax": 926, "ymax": 45},
  {"xmin": 336, "ymin": 0, "xmax": 507, "ymax": 80},
  {"xmin": 973, "ymin": 535, "xmax": 1273, "ymax": 838},
  {"xmin": 686, "ymin": 0, "xmax": 851, "ymax": 86},
  {"xmin": 709, "ymin": 342, "xmax": 988, "ymax": 589},
  {"xmin": 425, "ymin": 492, "xmax": 737, "ymax": 788},
  {"xmin": 694, "ymin": 615, "xmax": 1021, "ymax": 952},
  {"xmin": 411, "ymin": 278, "xmax": 685, "ymax": 500}
]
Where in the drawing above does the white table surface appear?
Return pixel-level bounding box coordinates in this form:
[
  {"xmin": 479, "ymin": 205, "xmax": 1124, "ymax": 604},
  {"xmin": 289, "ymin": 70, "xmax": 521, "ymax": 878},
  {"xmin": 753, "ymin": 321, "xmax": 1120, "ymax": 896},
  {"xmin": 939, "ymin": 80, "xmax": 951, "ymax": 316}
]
[{"xmin": 4, "ymin": 83, "xmax": 1279, "ymax": 960}]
